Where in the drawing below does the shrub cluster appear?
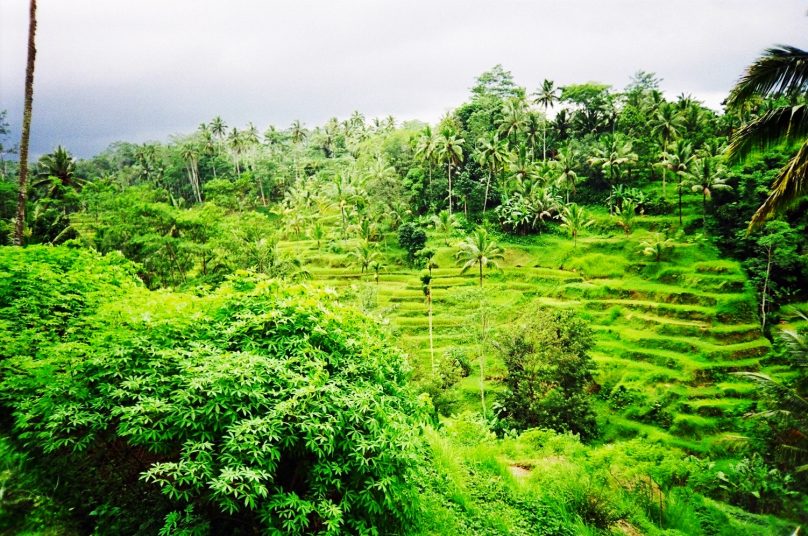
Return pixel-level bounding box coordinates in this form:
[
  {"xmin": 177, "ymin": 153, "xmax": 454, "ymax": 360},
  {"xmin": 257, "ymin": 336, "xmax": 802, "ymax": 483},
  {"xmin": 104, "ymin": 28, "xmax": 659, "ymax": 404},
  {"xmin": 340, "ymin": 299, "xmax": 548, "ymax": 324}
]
[{"xmin": 1, "ymin": 248, "xmax": 425, "ymax": 534}]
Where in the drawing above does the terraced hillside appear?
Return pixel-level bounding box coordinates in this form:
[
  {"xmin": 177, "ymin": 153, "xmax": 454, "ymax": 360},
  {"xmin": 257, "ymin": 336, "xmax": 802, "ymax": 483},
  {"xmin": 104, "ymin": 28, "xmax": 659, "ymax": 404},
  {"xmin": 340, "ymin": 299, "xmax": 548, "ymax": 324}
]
[{"xmin": 276, "ymin": 212, "xmax": 770, "ymax": 454}]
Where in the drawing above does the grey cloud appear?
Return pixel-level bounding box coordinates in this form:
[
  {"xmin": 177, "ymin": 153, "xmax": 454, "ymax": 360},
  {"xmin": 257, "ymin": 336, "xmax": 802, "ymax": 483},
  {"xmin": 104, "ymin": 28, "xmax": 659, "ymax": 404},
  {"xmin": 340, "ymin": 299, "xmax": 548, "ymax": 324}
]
[{"xmin": 0, "ymin": 0, "xmax": 805, "ymax": 157}]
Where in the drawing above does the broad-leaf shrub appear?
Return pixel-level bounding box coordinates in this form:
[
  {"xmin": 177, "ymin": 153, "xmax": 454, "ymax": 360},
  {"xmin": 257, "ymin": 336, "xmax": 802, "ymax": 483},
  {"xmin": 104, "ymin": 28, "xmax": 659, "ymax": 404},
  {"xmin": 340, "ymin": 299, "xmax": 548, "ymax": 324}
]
[
  {"xmin": 495, "ymin": 309, "xmax": 598, "ymax": 440},
  {"xmin": 1, "ymin": 251, "xmax": 425, "ymax": 535},
  {"xmin": 0, "ymin": 245, "xmax": 140, "ymax": 360}
]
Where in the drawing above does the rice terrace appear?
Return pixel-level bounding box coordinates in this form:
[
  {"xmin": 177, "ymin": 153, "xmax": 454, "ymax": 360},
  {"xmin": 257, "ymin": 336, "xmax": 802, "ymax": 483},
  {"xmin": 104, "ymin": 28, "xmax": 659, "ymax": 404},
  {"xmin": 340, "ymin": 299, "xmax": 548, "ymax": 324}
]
[{"xmin": 0, "ymin": 1, "xmax": 806, "ymax": 534}]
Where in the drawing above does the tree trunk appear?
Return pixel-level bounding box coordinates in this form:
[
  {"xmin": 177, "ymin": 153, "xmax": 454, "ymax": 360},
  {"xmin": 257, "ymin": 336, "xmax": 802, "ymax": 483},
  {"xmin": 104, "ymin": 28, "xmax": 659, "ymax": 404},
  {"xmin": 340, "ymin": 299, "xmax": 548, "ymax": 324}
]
[
  {"xmin": 702, "ymin": 192, "xmax": 707, "ymax": 232},
  {"xmin": 257, "ymin": 176, "xmax": 267, "ymax": 206},
  {"xmin": 678, "ymin": 177, "xmax": 683, "ymax": 226},
  {"xmin": 483, "ymin": 169, "xmax": 492, "ymax": 215},
  {"xmin": 447, "ymin": 164, "xmax": 453, "ymax": 216},
  {"xmin": 428, "ymin": 162, "xmax": 433, "ymax": 206},
  {"xmin": 428, "ymin": 293, "xmax": 434, "ymax": 373},
  {"xmin": 13, "ymin": 0, "xmax": 37, "ymax": 246},
  {"xmin": 479, "ymin": 261, "xmax": 483, "ymax": 287},
  {"xmin": 479, "ymin": 301, "xmax": 488, "ymax": 419},
  {"xmin": 761, "ymin": 244, "xmax": 772, "ymax": 333}
]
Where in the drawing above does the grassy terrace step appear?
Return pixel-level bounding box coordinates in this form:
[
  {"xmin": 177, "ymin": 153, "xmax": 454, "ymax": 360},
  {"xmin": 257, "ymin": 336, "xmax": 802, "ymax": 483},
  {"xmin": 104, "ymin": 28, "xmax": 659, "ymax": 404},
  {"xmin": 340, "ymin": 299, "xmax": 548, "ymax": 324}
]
[
  {"xmin": 653, "ymin": 267, "xmax": 748, "ymax": 293},
  {"xmin": 401, "ymin": 333, "xmax": 470, "ymax": 347},
  {"xmin": 595, "ymin": 326, "xmax": 771, "ymax": 359},
  {"xmin": 619, "ymin": 310, "xmax": 708, "ymax": 328},
  {"xmin": 679, "ymin": 398, "xmax": 756, "ymax": 417},
  {"xmin": 558, "ymin": 277, "xmax": 753, "ymax": 310},
  {"xmin": 595, "ymin": 339, "xmax": 700, "ymax": 372},
  {"xmin": 594, "ymin": 339, "xmax": 763, "ymax": 377},
  {"xmin": 586, "ymin": 299, "xmax": 716, "ymax": 322},
  {"xmin": 395, "ymin": 316, "xmax": 463, "ymax": 328},
  {"xmin": 669, "ymin": 414, "xmax": 720, "ymax": 437},
  {"xmin": 591, "ymin": 352, "xmax": 686, "ymax": 382},
  {"xmin": 692, "ymin": 260, "xmax": 746, "ymax": 276},
  {"xmin": 603, "ymin": 415, "xmax": 709, "ymax": 453},
  {"xmin": 649, "ymin": 322, "xmax": 761, "ymax": 342},
  {"xmin": 595, "ymin": 314, "xmax": 761, "ymax": 343},
  {"xmin": 673, "ymin": 382, "xmax": 759, "ymax": 399}
]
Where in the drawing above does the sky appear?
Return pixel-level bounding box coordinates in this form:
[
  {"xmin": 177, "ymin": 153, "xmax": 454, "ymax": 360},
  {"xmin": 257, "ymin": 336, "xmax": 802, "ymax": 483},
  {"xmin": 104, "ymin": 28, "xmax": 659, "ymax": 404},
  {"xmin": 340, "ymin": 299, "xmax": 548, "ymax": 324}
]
[{"xmin": 0, "ymin": 0, "xmax": 806, "ymax": 158}]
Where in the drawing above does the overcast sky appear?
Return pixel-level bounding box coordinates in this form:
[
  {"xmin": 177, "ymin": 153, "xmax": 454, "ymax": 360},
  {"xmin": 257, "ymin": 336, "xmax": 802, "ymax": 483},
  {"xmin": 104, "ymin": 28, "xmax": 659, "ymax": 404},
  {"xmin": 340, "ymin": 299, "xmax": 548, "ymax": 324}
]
[{"xmin": 0, "ymin": 0, "xmax": 806, "ymax": 158}]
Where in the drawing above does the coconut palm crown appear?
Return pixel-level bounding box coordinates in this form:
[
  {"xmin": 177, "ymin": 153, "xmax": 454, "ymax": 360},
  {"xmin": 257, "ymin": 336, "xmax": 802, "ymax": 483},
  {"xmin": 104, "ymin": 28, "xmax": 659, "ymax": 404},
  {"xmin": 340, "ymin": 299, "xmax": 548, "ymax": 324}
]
[{"xmin": 726, "ymin": 45, "xmax": 808, "ymax": 229}]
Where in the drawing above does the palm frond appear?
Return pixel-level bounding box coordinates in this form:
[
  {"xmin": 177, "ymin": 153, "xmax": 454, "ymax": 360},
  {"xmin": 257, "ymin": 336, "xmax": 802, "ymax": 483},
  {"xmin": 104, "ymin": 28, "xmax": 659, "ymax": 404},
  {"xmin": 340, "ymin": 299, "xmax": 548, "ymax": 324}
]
[
  {"xmin": 727, "ymin": 104, "xmax": 808, "ymax": 161},
  {"xmin": 748, "ymin": 139, "xmax": 808, "ymax": 230},
  {"xmin": 726, "ymin": 45, "xmax": 808, "ymax": 107}
]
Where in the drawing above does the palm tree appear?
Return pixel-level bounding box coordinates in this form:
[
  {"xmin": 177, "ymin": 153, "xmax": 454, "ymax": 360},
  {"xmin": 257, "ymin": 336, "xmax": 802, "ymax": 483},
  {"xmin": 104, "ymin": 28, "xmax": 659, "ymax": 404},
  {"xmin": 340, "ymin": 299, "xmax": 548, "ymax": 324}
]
[
  {"xmin": 370, "ymin": 261, "xmax": 384, "ymax": 285},
  {"xmin": 523, "ymin": 112, "xmax": 542, "ymax": 162},
  {"xmin": 651, "ymin": 103, "xmax": 684, "ymax": 200},
  {"xmin": 289, "ymin": 120, "xmax": 306, "ymax": 144},
  {"xmin": 726, "ymin": 45, "xmax": 808, "ymax": 229},
  {"xmin": 310, "ymin": 221, "xmax": 326, "ymax": 249},
  {"xmin": 437, "ymin": 126, "xmax": 465, "ymax": 216},
  {"xmin": 614, "ymin": 199, "xmax": 638, "ymax": 235},
  {"xmin": 553, "ymin": 145, "xmax": 580, "ymax": 203},
  {"xmin": 418, "ymin": 248, "xmax": 438, "ymax": 277},
  {"xmin": 198, "ymin": 123, "xmax": 218, "ymax": 179},
  {"xmin": 533, "ymin": 79, "xmax": 560, "ymax": 161},
  {"xmin": 431, "ymin": 209, "xmax": 460, "ymax": 245},
  {"xmin": 498, "ymin": 96, "xmax": 528, "ymax": 143},
  {"xmin": 589, "ymin": 136, "xmax": 638, "ymax": 184},
  {"xmin": 588, "ymin": 136, "xmax": 638, "ymax": 212},
  {"xmin": 661, "ymin": 139, "xmax": 694, "ymax": 224},
  {"xmin": 349, "ymin": 240, "xmax": 380, "ymax": 275},
  {"xmin": 508, "ymin": 143, "xmax": 539, "ymax": 187},
  {"xmin": 33, "ymin": 146, "xmax": 80, "ymax": 193},
  {"xmin": 554, "ymin": 108, "xmax": 571, "ymax": 141},
  {"xmin": 227, "ymin": 128, "xmax": 244, "ymax": 175},
  {"xmin": 686, "ymin": 157, "xmax": 732, "ymax": 231},
  {"xmin": 181, "ymin": 142, "xmax": 202, "ymax": 203},
  {"xmin": 415, "ymin": 125, "xmax": 438, "ymax": 201},
  {"xmin": 210, "ymin": 116, "xmax": 227, "ymax": 140},
  {"xmin": 559, "ymin": 203, "xmax": 594, "ymax": 247},
  {"xmin": 421, "ymin": 273, "xmax": 435, "ymax": 371},
  {"xmin": 289, "ymin": 120, "xmax": 307, "ymax": 181},
  {"xmin": 455, "ymin": 227, "xmax": 504, "ymax": 287},
  {"xmin": 13, "ymin": 0, "xmax": 37, "ymax": 246},
  {"xmin": 474, "ymin": 132, "xmax": 508, "ymax": 214}
]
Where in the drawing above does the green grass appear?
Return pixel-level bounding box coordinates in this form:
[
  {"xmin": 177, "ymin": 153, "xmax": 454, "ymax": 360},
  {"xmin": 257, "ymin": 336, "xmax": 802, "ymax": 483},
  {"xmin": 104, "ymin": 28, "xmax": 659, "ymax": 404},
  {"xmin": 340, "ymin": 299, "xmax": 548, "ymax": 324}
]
[{"xmin": 276, "ymin": 210, "xmax": 774, "ymax": 455}]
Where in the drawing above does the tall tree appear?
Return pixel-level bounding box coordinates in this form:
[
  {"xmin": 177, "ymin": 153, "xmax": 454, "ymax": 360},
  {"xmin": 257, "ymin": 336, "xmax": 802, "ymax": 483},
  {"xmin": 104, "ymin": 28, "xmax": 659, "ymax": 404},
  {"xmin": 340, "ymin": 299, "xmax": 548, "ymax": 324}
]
[
  {"xmin": 497, "ymin": 96, "xmax": 528, "ymax": 144},
  {"xmin": 588, "ymin": 135, "xmax": 638, "ymax": 213},
  {"xmin": 474, "ymin": 132, "xmax": 508, "ymax": 214},
  {"xmin": 559, "ymin": 203, "xmax": 594, "ymax": 247},
  {"xmin": 651, "ymin": 103, "xmax": 684, "ymax": 201},
  {"xmin": 533, "ymin": 79, "xmax": 560, "ymax": 161},
  {"xmin": 661, "ymin": 139, "xmax": 694, "ymax": 224},
  {"xmin": 421, "ymin": 273, "xmax": 435, "ymax": 372},
  {"xmin": 13, "ymin": 0, "xmax": 37, "ymax": 246},
  {"xmin": 686, "ymin": 156, "xmax": 732, "ymax": 231},
  {"xmin": 726, "ymin": 45, "xmax": 808, "ymax": 229},
  {"xmin": 415, "ymin": 125, "xmax": 438, "ymax": 204},
  {"xmin": 437, "ymin": 126, "xmax": 464, "ymax": 216},
  {"xmin": 455, "ymin": 227, "xmax": 504, "ymax": 287},
  {"xmin": 181, "ymin": 143, "xmax": 203, "ymax": 203},
  {"xmin": 32, "ymin": 146, "xmax": 83, "ymax": 198},
  {"xmin": 553, "ymin": 145, "xmax": 580, "ymax": 203}
]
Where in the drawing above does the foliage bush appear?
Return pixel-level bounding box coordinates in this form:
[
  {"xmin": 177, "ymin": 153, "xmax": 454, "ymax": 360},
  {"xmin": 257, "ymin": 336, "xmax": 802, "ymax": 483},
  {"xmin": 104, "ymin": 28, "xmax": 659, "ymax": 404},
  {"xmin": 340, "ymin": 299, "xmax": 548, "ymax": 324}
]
[
  {"xmin": 495, "ymin": 309, "xmax": 598, "ymax": 440},
  {"xmin": 398, "ymin": 222, "xmax": 427, "ymax": 265},
  {"xmin": 0, "ymin": 250, "xmax": 426, "ymax": 535}
]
